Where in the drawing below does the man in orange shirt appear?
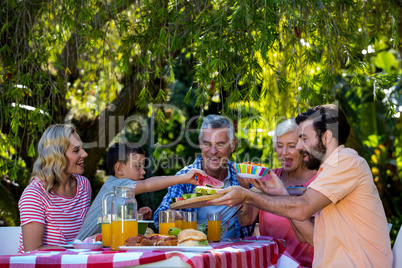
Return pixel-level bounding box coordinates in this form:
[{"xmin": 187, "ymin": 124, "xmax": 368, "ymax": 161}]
[{"xmin": 210, "ymin": 104, "xmax": 393, "ymax": 267}]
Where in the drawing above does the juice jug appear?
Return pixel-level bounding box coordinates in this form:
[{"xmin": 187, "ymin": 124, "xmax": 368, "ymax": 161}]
[{"xmin": 103, "ymin": 186, "xmax": 138, "ymax": 250}]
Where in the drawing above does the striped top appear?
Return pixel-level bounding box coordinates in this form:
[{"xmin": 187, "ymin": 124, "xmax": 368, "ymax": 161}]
[{"xmin": 18, "ymin": 175, "xmax": 91, "ymax": 252}]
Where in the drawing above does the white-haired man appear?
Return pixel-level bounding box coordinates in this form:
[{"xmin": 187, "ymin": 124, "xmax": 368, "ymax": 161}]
[{"xmin": 154, "ymin": 114, "xmax": 253, "ymax": 238}]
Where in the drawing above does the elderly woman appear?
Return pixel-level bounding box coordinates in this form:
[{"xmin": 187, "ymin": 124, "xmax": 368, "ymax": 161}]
[
  {"xmin": 238, "ymin": 119, "xmax": 316, "ymax": 267},
  {"xmin": 18, "ymin": 124, "xmax": 91, "ymax": 252}
]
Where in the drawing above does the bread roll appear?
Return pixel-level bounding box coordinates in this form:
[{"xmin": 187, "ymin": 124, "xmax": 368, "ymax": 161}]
[{"xmin": 177, "ymin": 229, "xmax": 208, "ymax": 246}]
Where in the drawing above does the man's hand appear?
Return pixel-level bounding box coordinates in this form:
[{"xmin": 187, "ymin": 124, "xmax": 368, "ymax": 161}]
[
  {"xmin": 248, "ymin": 170, "xmax": 288, "ymax": 196},
  {"xmin": 237, "ymin": 176, "xmax": 251, "ymax": 189},
  {"xmin": 139, "ymin": 206, "xmax": 152, "ymax": 219},
  {"xmin": 208, "ymin": 186, "xmax": 249, "ymax": 207}
]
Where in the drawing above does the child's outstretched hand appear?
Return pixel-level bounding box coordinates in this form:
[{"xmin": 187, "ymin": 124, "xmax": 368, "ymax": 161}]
[
  {"xmin": 138, "ymin": 206, "xmax": 152, "ymax": 219},
  {"xmin": 181, "ymin": 169, "xmax": 207, "ymax": 185}
]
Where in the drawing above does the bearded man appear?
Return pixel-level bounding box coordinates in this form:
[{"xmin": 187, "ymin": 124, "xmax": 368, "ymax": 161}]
[{"xmin": 210, "ymin": 104, "xmax": 392, "ymax": 267}]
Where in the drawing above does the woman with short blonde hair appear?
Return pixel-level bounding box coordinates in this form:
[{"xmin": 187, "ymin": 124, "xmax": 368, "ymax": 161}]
[{"xmin": 18, "ymin": 124, "xmax": 91, "ymax": 252}]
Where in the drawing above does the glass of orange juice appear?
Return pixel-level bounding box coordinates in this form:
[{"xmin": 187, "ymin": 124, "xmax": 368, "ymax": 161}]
[
  {"xmin": 174, "ymin": 211, "xmax": 183, "ymax": 230},
  {"xmin": 159, "ymin": 210, "xmax": 175, "ymax": 235},
  {"xmin": 183, "ymin": 211, "xmax": 197, "ymax": 230},
  {"xmin": 207, "ymin": 212, "xmax": 221, "ymax": 242},
  {"xmin": 102, "ymin": 214, "xmax": 112, "ymax": 247}
]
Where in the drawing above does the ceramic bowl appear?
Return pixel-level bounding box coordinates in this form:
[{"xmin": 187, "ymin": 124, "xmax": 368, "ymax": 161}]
[
  {"xmin": 233, "ymin": 163, "xmax": 269, "ymax": 180},
  {"xmin": 138, "ymin": 220, "xmax": 153, "ymax": 235}
]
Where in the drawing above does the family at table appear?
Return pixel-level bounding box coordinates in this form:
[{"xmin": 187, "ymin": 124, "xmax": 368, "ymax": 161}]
[{"xmin": 16, "ymin": 104, "xmax": 393, "ymax": 267}]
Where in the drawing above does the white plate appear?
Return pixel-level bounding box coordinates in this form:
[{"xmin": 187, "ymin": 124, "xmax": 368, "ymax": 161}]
[
  {"xmin": 58, "ymin": 243, "xmax": 74, "ymax": 248},
  {"xmin": 119, "ymin": 246, "xmax": 213, "ymax": 252},
  {"xmin": 236, "ymin": 173, "xmax": 264, "ymax": 180},
  {"xmin": 242, "ymin": 240, "xmax": 272, "ymax": 243}
]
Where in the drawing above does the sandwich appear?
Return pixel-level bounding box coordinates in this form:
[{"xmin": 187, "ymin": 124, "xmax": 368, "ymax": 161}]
[{"xmin": 177, "ymin": 229, "xmax": 209, "ymax": 246}]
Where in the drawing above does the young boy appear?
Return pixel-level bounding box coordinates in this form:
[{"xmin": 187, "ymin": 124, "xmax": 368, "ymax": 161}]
[{"xmin": 76, "ymin": 142, "xmax": 204, "ymax": 240}]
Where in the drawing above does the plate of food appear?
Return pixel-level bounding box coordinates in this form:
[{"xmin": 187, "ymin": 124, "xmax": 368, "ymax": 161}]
[
  {"xmin": 233, "ymin": 162, "xmax": 269, "ymax": 180},
  {"xmin": 170, "ymin": 185, "xmax": 224, "ymax": 209},
  {"xmin": 121, "ymin": 229, "xmax": 211, "ymax": 252},
  {"xmin": 119, "ymin": 245, "xmax": 212, "ymax": 252}
]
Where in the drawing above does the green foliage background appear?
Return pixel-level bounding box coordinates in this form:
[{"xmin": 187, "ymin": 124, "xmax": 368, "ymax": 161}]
[{"xmin": 0, "ymin": 0, "xmax": 401, "ymax": 242}]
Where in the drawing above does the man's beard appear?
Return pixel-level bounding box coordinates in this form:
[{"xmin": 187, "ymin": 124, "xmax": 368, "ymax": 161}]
[{"xmin": 300, "ymin": 139, "xmax": 327, "ymax": 170}]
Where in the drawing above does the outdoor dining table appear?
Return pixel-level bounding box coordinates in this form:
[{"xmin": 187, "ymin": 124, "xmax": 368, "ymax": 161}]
[{"xmin": 0, "ymin": 237, "xmax": 302, "ymax": 268}]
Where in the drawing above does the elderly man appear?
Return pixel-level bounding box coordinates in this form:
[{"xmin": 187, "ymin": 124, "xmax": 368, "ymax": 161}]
[
  {"xmin": 153, "ymin": 114, "xmax": 253, "ymax": 238},
  {"xmin": 210, "ymin": 104, "xmax": 392, "ymax": 267}
]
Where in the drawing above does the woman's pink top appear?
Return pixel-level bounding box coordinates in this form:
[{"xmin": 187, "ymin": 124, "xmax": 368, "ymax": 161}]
[{"xmin": 258, "ymin": 168, "xmax": 316, "ymax": 267}]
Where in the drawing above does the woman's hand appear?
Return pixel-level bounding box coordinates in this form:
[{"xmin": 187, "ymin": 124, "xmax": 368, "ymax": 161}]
[{"xmin": 237, "ymin": 176, "xmax": 251, "ymax": 189}]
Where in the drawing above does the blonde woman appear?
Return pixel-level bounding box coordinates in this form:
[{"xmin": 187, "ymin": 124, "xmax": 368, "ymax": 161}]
[{"xmin": 18, "ymin": 124, "xmax": 91, "ymax": 252}]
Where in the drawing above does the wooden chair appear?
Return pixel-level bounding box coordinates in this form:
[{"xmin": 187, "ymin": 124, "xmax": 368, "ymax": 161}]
[
  {"xmin": 393, "ymin": 225, "xmax": 402, "ymax": 268},
  {"xmin": 0, "ymin": 226, "xmax": 21, "ymax": 255}
]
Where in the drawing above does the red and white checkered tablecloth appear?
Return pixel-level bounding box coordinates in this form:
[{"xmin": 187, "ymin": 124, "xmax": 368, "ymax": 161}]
[{"xmin": 0, "ymin": 238, "xmax": 302, "ymax": 268}]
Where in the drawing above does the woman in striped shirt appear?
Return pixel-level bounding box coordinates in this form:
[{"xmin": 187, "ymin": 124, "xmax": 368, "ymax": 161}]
[{"xmin": 18, "ymin": 124, "xmax": 91, "ymax": 252}]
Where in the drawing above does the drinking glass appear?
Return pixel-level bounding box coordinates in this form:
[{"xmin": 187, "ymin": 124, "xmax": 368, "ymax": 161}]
[
  {"xmin": 207, "ymin": 213, "xmax": 221, "ymax": 242},
  {"xmin": 159, "ymin": 210, "xmax": 175, "ymax": 235},
  {"xmin": 183, "ymin": 211, "xmax": 197, "ymax": 230},
  {"xmin": 174, "ymin": 211, "xmax": 184, "ymax": 230},
  {"xmin": 101, "ymin": 214, "xmax": 111, "ymax": 247}
]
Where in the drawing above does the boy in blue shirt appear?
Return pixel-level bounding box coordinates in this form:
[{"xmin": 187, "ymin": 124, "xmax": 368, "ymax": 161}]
[{"xmin": 76, "ymin": 142, "xmax": 204, "ymax": 239}]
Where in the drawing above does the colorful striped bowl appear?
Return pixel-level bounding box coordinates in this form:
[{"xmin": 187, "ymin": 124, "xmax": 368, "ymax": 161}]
[{"xmin": 233, "ymin": 163, "xmax": 269, "ymax": 180}]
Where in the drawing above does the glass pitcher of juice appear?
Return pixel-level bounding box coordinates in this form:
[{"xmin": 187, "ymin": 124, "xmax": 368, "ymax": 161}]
[{"xmin": 103, "ymin": 186, "xmax": 138, "ymax": 251}]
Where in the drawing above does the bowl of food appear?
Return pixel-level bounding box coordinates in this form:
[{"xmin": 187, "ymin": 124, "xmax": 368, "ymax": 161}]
[
  {"xmin": 286, "ymin": 186, "xmax": 307, "ymax": 196},
  {"xmin": 138, "ymin": 220, "xmax": 154, "ymax": 235},
  {"xmin": 233, "ymin": 162, "xmax": 269, "ymax": 180}
]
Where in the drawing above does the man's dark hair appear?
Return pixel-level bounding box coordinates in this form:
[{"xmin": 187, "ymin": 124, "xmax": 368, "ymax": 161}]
[
  {"xmin": 295, "ymin": 104, "xmax": 350, "ymax": 145},
  {"xmin": 106, "ymin": 142, "xmax": 145, "ymax": 176}
]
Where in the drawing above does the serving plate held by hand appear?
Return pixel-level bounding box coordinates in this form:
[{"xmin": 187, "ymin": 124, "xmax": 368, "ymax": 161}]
[
  {"xmin": 119, "ymin": 245, "xmax": 213, "ymax": 252},
  {"xmin": 233, "ymin": 163, "xmax": 269, "ymax": 180},
  {"xmin": 170, "ymin": 194, "xmax": 224, "ymax": 209}
]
